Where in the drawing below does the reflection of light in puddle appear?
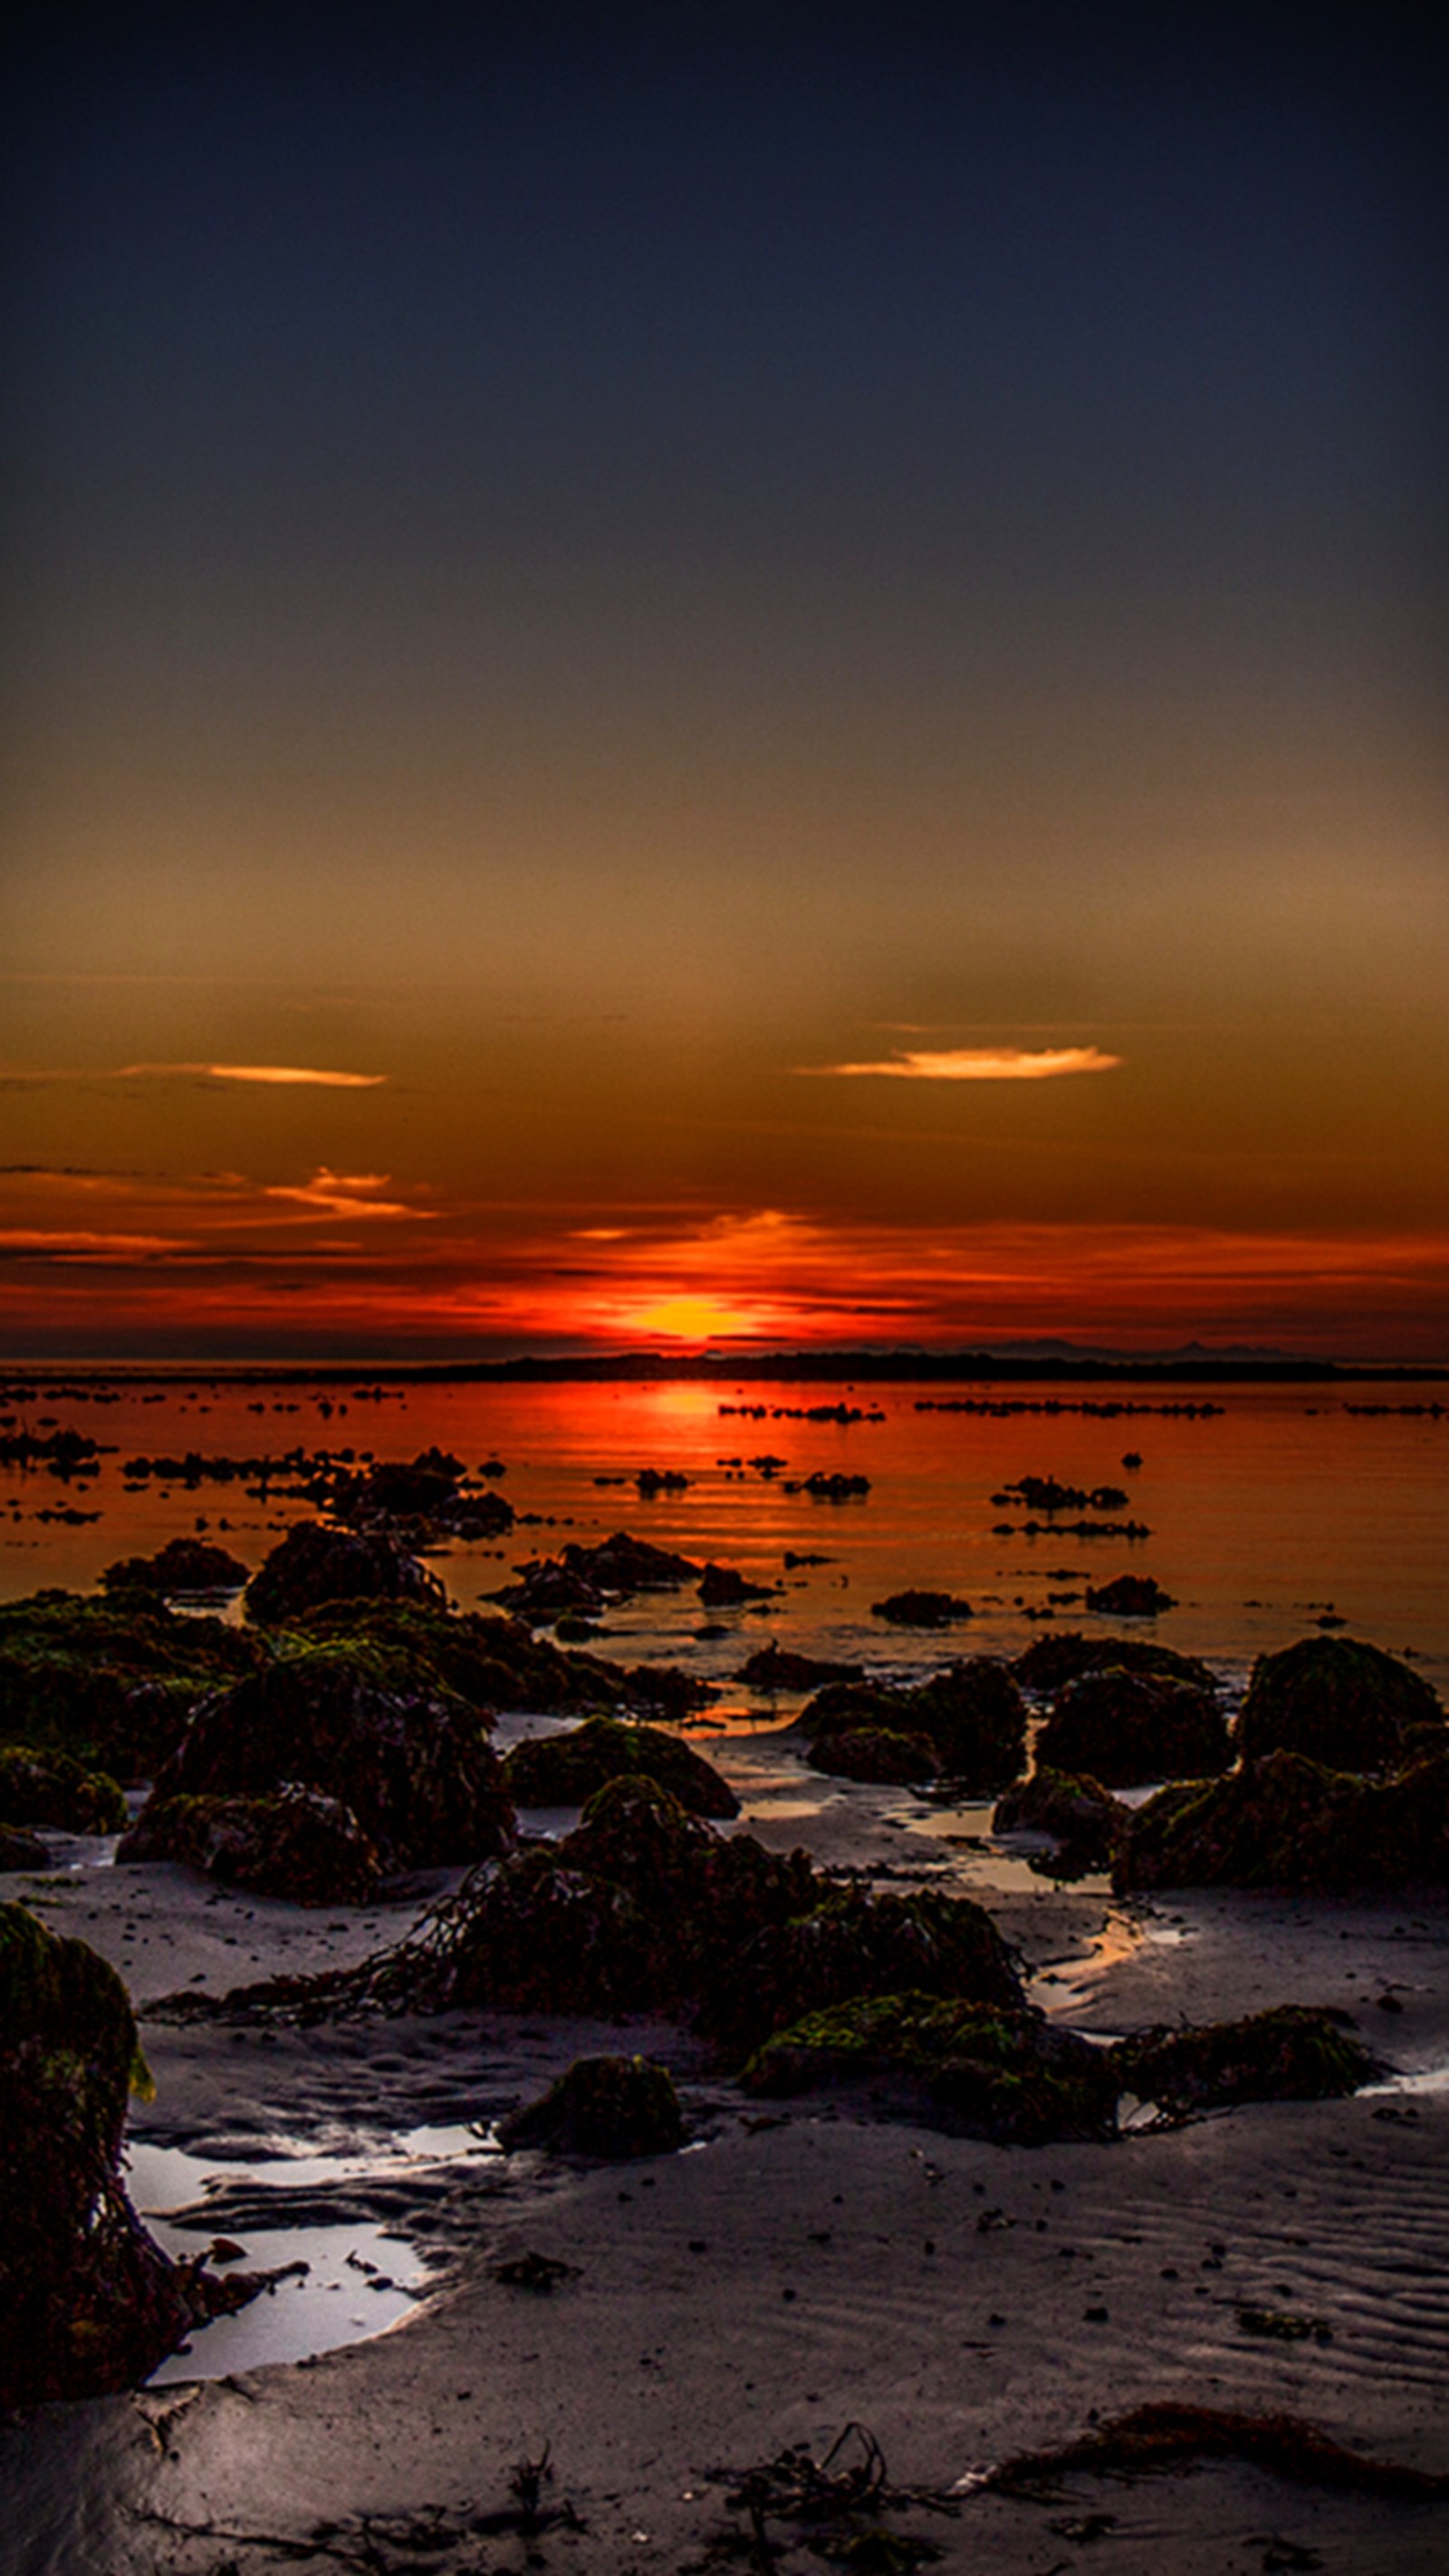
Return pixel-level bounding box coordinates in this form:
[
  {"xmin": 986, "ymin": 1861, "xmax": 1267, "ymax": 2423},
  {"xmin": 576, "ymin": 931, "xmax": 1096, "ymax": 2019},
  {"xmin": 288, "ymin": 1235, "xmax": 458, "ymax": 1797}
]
[
  {"xmin": 1034, "ymin": 1908, "xmax": 1150, "ymax": 2013},
  {"xmin": 128, "ymin": 2124, "xmax": 496, "ymax": 2384},
  {"xmin": 1364, "ymin": 2063, "xmax": 1449, "ymax": 2099}
]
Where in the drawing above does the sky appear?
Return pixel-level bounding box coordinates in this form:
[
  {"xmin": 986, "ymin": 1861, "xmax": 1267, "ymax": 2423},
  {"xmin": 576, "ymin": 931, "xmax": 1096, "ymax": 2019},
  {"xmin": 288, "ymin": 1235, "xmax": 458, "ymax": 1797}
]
[{"xmin": 2, "ymin": 9, "xmax": 1445, "ymax": 1360}]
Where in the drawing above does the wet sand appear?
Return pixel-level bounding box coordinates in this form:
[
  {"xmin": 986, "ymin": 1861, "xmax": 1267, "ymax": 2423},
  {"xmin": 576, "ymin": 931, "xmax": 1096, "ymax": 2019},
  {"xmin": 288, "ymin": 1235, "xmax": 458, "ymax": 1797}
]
[{"xmin": 5, "ymin": 1741, "xmax": 1449, "ymax": 2572}]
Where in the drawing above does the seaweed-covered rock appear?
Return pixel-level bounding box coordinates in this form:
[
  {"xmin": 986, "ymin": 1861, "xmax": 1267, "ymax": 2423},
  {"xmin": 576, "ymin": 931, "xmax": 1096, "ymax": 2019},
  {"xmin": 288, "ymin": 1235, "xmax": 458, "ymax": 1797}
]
[
  {"xmin": 280, "ymin": 1596, "xmax": 626, "ymax": 1716},
  {"xmin": 0, "ymin": 1590, "xmax": 260, "ymax": 1782},
  {"xmin": 1085, "ymin": 1574, "xmax": 1176, "ymax": 1617},
  {"xmin": 804, "ymin": 1659, "xmax": 1026, "ymax": 1794},
  {"xmin": 1116, "ymin": 1747, "xmax": 1449, "ymax": 1893},
  {"xmin": 497, "ymin": 2053, "xmax": 685, "ymax": 2158},
  {"xmin": 741, "ymin": 1994, "xmax": 1118, "ymax": 2145},
  {"xmin": 245, "ymin": 1520, "xmax": 445, "ymax": 1626},
  {"xmin": 1236, "ymin": 1636, "xmax": 1443, "ymax": 1771},
  {"xmin": 307, "ymin": 1448, "xmax": 515, "ymax": 1542},
  {"xmin": 0, "ymin": 1824, "xmax": 49, "ymax": 1869},
  {"xmin": 1013, "ymin": 1631, "xmax": 1217, "ymax": 1695},
  {"xmin": 809, "ymin": 1726, "xmax": 940, "ymax": 1785},
  {"xmin": 494, "ymin": 1561, "xmax": 608, "ymax": 1620},
  {"xmin": 993, "ymin": 1768, "xmax": 1127, "ymax": 1875},
  {"xmin": 135, "ymin": 1643, "xmax": 515, "ymax": 1871},
  {"xmin": 0, "ymin": 1745, "xmax": 128, "ymax": 1834},
  {"xmin": 1112, "ymin": 2004, "xmax": 1378, "ymax": 2119},
  {"xmin": 0, "ymin": 1903, "xmax": 196, "ymax": 2401},
  {"xmin": 1035, "ymin": 1667, "xmax": 1231, "ymax": 1789},
  {"xmin": 735, "ymin": 1643, "xmax": 863, "ymax": 1692},
  {"xmin": 871, "ymin": 1590, "xmax": 973, "ymax": 1628},
  {"xmin": 608, "ymin": 1662, "xmax": 719, "ymax": 1720},
  {"xmin": 118, "ymin": 1785, "xmax": 382, "ymax": 1904},
  {"xmin": 503, "ymin": 1717, "xmax": 738, "ymax": 1818},
  {"xmin": 707, "ymin": 1883, "xmax": 1023, "ymax": 2062}
]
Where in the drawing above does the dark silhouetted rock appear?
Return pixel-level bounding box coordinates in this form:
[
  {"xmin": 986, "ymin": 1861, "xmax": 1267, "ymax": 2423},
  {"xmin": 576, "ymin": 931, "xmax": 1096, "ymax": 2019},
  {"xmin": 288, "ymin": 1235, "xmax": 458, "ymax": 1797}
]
[
  {"xmin": 101, "ymin": 1537, "xmax": 251, "ymax": 1596},
  {"xmin": 245, "ymin": 1521, "xmax": 445, "ymax": 1626},
  {"xmin": 497, "ymin": 2053, "xmax": 685, "ymax": 2158},
  {"xmin": 1116, "ymin": 1746, "xmax": 1449, "ymax": 1893},
  {"xmin": 0, "ymin": 1903, "xmax": 197, "ymax": 2401},
  {"xmin": 132, "ymin": 1642, "xmax": 514, "ymax": 1872},
  {"xmin": 740, "ymin": 1993, "xmax": 1119, "ymax": 2145},
  {"xmin": 1236, "ymin": 1636, "xmax": 1444, "ymax": 1771},
  {"xmin": 493, "ymin": 1560, "xmax": 608, "ymax": 1620},
  {"xmin": 307, "ymin": 1447, "xmax": 515, "ymax": 1543},
  {"xmin": 1035, "ymin": 1667, "xmax": 1231, "ymax": 1789},
  {"xmin": 503, "ymin": 1716, "xmax": 738, "ymax": 1818},
  {"xmin": 563, "ymin": 1531, "xmax": 701, "ymax": 1590},
  {"xmin": 0, "ymin": 1745, "xmax": 127, "ymax": 1835},
  {"xmin": 0, "ymin": 1824, "xmax": 49, "ymax": 1869},
  {"xmin": 735, "ymin": 1643, "xmax": 863, "ymax": 1691},
  {"xmin": 871, "ymin": 1590, "xmax": 974, "ymax": 1628},
  {"xmin": 1085, "ymin": 1574, "xmax": 1176, "ymax": 1617},
  {"xmin": 118, "ymin": 1785, "xmax": 382, "ymax": 1904},
  {"xmin": 608, "ymin": 1662, "xmax": 719, "ymax": 1719},
  {"xmin": 697, "ymin": 1562, "xmax": 776, "ymax": 1606}
]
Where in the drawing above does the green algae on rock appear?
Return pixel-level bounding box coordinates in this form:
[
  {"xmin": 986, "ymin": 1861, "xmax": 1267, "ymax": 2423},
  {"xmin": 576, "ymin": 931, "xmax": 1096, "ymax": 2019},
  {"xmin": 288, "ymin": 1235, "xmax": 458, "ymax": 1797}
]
[
  {"xmin": 502, "ymin": 1716, "xmax": 738, "ymax": 1818},
  {"xmin": 740, "ymin": 1992, "xmax": 1119, "ymax": 2145},
  {"xmin": 1012, "ymin": 1631, "xmax": 1218, "ymax": 1696},
  {"xmin": 1115, "ymin": 1745, "xmax": 1449, "ymax": 1892},
  {"xmin": 807, "ymin": 1725, "xmax": 941, "ymax": 1785},
  {"xmin": 0, "ymin": 1901, "xmax": 196, "ymax": 2404},
  {"xmin": 705, "ymin": 1882, "xmax": 1024, "ymax": 2062},
  {"xmin": 245, "ymin": 1519, "xmax": 446, "ymax": 1626},
  {"xmin": 497, "ymin": 2052, "xmax": 685, "ymax": 2158},
  {"xmin": 100, "ymin": 1536, "xmax": 251, "ymax": 1596},
  {"xmin": 1236, "ymin": 1635, "xmax": 1444, "ymax": 1771}
]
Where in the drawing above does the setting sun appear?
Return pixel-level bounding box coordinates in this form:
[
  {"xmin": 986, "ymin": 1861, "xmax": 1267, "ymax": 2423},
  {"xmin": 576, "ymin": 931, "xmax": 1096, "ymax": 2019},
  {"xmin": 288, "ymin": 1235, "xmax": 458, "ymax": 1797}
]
[{"xmin": 626, "ymin": 1293, "xmax": 758, "ymax": 1342}]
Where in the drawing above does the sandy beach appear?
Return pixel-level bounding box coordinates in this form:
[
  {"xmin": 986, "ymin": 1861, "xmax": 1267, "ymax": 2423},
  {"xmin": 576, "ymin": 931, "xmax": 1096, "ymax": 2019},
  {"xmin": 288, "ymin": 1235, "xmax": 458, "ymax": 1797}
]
[{"xmin": 7, "ymin": 1724, "xmax": 1449, "ymax": 2576}]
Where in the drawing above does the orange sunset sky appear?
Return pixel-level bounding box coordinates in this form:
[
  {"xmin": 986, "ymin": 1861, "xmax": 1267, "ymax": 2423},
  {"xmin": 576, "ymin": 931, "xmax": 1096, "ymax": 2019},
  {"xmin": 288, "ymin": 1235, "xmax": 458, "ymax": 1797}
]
[{"xmin": 3, "ymin": 14, "xmax": 1445, "ymax": 1362}]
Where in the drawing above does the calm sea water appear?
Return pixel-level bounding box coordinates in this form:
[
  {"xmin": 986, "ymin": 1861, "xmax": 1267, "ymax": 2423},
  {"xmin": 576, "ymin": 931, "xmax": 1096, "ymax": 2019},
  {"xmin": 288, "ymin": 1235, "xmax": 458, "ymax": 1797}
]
[{"xmin": 3, "ymin": 1371, "xmax": 1445, "ymax": 1705}]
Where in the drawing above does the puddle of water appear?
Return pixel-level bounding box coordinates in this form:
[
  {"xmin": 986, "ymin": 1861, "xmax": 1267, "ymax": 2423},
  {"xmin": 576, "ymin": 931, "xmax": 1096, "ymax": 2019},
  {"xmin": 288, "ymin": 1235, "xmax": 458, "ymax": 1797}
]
[{"xmin": 127, "ymin": 2122, "xmax": 495, "ymax": 2384}]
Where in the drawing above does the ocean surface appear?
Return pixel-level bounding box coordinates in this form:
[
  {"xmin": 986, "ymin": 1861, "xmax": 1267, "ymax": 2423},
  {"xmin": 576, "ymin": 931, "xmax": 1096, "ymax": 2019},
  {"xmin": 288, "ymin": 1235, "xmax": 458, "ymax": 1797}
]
[{"xmin": 3, "ymin": 1369, "xmax": 1445, "ymax": 1706}]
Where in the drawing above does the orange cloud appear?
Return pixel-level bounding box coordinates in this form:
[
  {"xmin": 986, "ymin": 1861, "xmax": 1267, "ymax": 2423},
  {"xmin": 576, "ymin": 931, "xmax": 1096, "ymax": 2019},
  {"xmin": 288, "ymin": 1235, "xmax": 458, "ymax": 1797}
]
[
  {"xmin": 800, "ymin": 1046, "xmax": 1121, "ymax": 1081},
  {"xmin": 120, "ymin": 1062, "xmax": 386, "ymax": 1087},
  {"xmin": 263, "ymin": 1169, "xmax": 421, "ymax": 1220}
]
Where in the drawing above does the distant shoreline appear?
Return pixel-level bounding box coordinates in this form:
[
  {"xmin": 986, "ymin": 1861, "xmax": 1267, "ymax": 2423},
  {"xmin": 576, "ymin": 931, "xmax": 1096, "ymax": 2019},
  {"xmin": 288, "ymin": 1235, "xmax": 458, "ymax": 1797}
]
[{"xmin": 2, "ymin": 1349, "xmax": 1446, "ymax": 1387}]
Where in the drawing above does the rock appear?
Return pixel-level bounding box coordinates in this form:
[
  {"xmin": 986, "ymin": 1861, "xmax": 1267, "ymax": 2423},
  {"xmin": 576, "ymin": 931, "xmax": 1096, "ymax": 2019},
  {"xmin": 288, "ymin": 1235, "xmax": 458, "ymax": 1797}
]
[
  {"xmin": 132, "ymin": 1641, "xmax": 515, "ymax": 1872},
  {"xmin": 0, "ymin": 1745, "xmax": 128, "ymax": 1834},
  {"xmin": 808, "ymin": 1726, "xmax": 941, "ymax": 1785},
  {"xmin": 1116, "ymin": 1745, "xmax": 1449, "ymax": 1893},
  {"xmin": 502, "ymin": 1716, "xmax": 739, "ymax": 1818},
  {"xmin": 0, "ymin": 1824, "xmax": 49, "ymax": 1869},
  {"xmin": 494, "ymin": 1561, "xmax": 608, "ymax": 1620},
  {"xmin": 871, "ymin": 1590, "xmax": 974, "ymax": 1628},
  {"xmin": 1236, "ymin": 1635, "xmax": 1444, "ymax": 1771},
  {"xmin": 608, "ymin": 1662, "xmax": 719, "ymax": 1719},
  {"xmin": 497, "ymin": 2054, "xmax": 685, "ymax": 2158},
  {"xmin": 245, "ymin": 1521, "xmax": 445, "ymax": 1626},
  {"xmin": 276, "ymin": 1596, "xmax": 626, "ymax": 1716},
  {"xmin": 306, "ymin": 1448, "xmax": 515, "ymax": 1543},
  {"xmin": 1111, "ymin": 2004, "xmax": 1379, "ymax": 2118},
  {"xmin": 0, "ymin": 1590, "xmax": 260, "ymax": 1783},
  {"xmin": 0, "ymin": 1903, "xmax": 197, "ymax": 2401},
  {"xmin": 562, "ymin": 1532, "xmax": 700, "ymax": 1590},
  {"xmin": 1013, "ymin": 1631, "xmax": 1217, "ymax": 1695},
  {"xmin": 735, "ymin": 1643, "xmax": 863, "ymax": 1691},
  {"xmin": 741, "ymin": 1993, "xmax": 1118, "ymax": 2145},
  {"xmin": 1034, "ymin": 1668, "xmax": 1231, "ymax": 1788},
  {"xmin": 795, "ymin": 1472, "xmax": 870, "ymax": 1502},
  {"xmin": 1084, "ymin": 1574, "xmax": 1176, "ymax": 1617},
  {"xmin": 993, "ymin": 1768, "xmax": 1127, "ymax": 1874},
  {"xmin": 118, "ymin": 1785, "xmax": 382, "ymax": 1903},
  {"xmin": 697, "ymin": 1562, "xmax": 776, "ymax": 1606},
  {"xmin": 706, "ymin": 1884, "xmax": 1024, "ymax": 2062},
  {"xmin": 101, "ymin": 1536, "xmax": 251, "ymax": 1596},
  {"xmin": 803, "ymin": 1658, "xmax": 1026, "ymax": 1794}
]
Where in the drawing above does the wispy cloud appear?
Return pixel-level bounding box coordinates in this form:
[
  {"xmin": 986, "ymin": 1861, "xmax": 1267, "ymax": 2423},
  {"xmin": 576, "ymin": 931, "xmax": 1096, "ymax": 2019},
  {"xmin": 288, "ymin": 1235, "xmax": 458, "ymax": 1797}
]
[
  {"xmin": 263, "ymin": 1168, "xmax": 421, "ymax": 1221},
  {"xmin": 120, "ymin": 1062, "xmax": 386, "ymax": 1088},
  {"xmin": 799, "ymin": 1046, "xmax": 1122, "ymax": 1081}
]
